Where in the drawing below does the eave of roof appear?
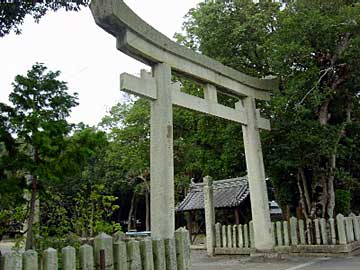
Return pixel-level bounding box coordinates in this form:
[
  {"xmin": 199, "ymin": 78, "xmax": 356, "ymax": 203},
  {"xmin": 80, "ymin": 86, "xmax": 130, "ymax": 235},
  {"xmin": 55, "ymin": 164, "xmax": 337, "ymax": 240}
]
[{"xmin": 177, "ymin": 177, "xmax": 249, "ymax": 212}]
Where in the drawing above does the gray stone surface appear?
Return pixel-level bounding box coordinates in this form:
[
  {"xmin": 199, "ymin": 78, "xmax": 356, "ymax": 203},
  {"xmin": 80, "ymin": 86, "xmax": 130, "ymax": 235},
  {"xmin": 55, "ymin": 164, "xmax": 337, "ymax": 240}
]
[
  {"xmin": 320, "ymin": 218, "xmax": 328, "ymax": 245},
  {"xmin": 140, "ymin": 238, "xmax": 154, "ymax": 270},
  {"xmin": 237, "ymin": 224, "xmax": 244, "ymax": 248},
  {"xmin": 150, "ymin": 63, "xmax": 175, "ymax": 239},
  {"xmin": 215, "ymin": 223, "xmax": 222, "ymax": 248},
  {"xmin": 237, "ymin": 98, "xmax": 274, "ymax": 250},
  {"xmin": 62, "ymin": 246, "xmax": 76, "ymax": 270},
  {"xmin": 314, "ymin": 219, "xmax": 321, "ymax": 245},
  {"xmin": 227, "ymin": 225, "xmax": 233, "ymax": 248},
  {"xmin": 127, "ymin": 240, "xmax": 141, "ymax": 270},
  {"xmin": 249, "ymin": 221, "xmax": 255, "ymax": 248},
  {"xmin": 79, "ymin": 244, "xmax": 94, "ymax": 270},
  {"xmin": 299, "ymin": 219, "xmax": 306, "ymax": 245},
  {"xmin": 351, "ymin": 214, "xmax": 360, "ymax": 241},
  {"xmin": 243, "ymin": 224, "xmax": 249, "ymax": 248},
  {"xmin": 203, "ymin": 175, "xmax": 215, "ymax": 256},
  {"xmin": 232, "ymin": 225, "xmax": 238, "ymax": 248},
  {"xmin": 23, "ymin": 250, "xmax": 37, "ymax": 270},
  {"xmin": 336, "ymin": 214, "xmax": 347, "ymax": 244},
  {"xmin": 43, "ymin": 248, "xmax": 58, "ymax": 270},
  {"xmin": 306, "ymin": 220, "xmax": 312, "ymax": 244},
  {"xmin": 329, "ymin": 218, "xmax": 336, "ymax": 245},
  {"xmin": 222, "ymin": 225, "xmax": 227, "ymax": 248},
  {"xmin": 94, "ymin": 232, "xmax": 114, "ymax": 270},
  {"xmin": 276, "ymin": 221, "xmax": 283, "ymax": 246},
  {"xmin": 2, "ymin": 252, "xmax": 22, "ymax": 270},
  {"xmin": 345, "ymin": 217, "xmax": 355, "ymax": 243},
  {"xmin": 290, "ymin": 217, "xmax": 298, "ymax": 246},
  {"xmin": 165, "ymin": 238, "xmax": 177, "ymax": 270},
  {"xmin": 175, "ymin": 228, "xmax": 191, "ymax": 270},
  {"xmin": 113, "ymin": 238, "xmax": 127, "ymax": 270},
  {"xmin": 153, "ymin": 239, "xmax": 166, "ymax": 270},
  {"xmin": 283, "ymin": 221, "xmax": 289, "ymax": 246}
]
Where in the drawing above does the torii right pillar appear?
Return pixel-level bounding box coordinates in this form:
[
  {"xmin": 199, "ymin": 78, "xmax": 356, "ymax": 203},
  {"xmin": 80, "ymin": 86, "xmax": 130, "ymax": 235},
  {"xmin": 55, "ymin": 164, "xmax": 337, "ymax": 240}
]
[{"xmin": 236, "ymin": 97, "xmax": 274, "ymax": 250}]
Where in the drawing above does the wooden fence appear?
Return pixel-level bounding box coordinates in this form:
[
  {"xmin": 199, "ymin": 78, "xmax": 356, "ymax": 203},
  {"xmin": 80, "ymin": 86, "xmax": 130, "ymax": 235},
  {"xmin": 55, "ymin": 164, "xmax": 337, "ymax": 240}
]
[
  {"xmin": 1, "ymin": 228, "xmax": 191, "ymax": 270},
  {"xmin": 214, "ymin": 214, "xmax": 360, "ymax": 253}
]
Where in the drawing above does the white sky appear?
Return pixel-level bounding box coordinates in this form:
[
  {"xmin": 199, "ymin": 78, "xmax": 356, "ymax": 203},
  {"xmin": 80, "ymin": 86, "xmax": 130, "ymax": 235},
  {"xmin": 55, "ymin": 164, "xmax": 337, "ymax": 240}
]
[{"xmin": 0, "ymin": 0, "xmax": 202, "ymax": 126}]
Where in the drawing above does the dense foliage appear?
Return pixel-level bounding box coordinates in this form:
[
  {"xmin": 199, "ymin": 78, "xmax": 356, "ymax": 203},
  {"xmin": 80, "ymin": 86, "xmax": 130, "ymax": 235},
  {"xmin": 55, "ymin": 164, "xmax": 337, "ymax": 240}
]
[
  {"xmin": 0, "ymin": 0, "xmax": 89, "ymax": 37},
  {"xmin": 177, "ymin": 0, "xmax": 360, "ymax": 218}
]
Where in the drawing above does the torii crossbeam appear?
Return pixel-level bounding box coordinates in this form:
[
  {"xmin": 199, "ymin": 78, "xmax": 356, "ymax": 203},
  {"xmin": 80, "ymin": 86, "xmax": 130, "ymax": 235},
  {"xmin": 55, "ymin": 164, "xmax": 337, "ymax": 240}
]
[{"xmin": 91, "ymin": 0, "xmax": 277, "ymax": 250}]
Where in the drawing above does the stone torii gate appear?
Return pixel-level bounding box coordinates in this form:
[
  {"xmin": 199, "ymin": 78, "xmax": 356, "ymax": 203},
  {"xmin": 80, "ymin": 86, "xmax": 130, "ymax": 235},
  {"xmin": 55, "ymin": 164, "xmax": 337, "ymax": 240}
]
[{"xmin": 90, "ymin": 0, "xmax": 278, "ymax": 250}]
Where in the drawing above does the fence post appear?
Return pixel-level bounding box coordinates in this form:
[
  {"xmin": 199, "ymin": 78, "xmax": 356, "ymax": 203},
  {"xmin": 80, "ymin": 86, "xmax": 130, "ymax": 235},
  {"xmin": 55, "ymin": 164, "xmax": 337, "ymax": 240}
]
[
  {"xmin": 2, "ymin": 252, "xmax": 22, "ymax": 270},
  {"xmin": 276, "ymin": 221, "xmax": 283, "ymax": 246},
  {"xmin": 23, "ymin": 250, "xmax": 38, "ymax": 270},
  {"xmin": 94, "ymin": 233, "xmax": 114, "ymax": 270},
  {"xmin": 283, "ymin": 221, "xmax": 289, "ymax": 246},
  {"xmin": 164, "ymin": 238, "xmax": 177, "ymax": 270},
  {"xmin": 175, "ymin": 227, "xmax": 191, "ymax": 270},
  {"xmin": 227, "ymin": 225, "xmax": 233, "ymax": 248},
  {"xmin": 43, "ymin": 248, "xmax": 58, "ymax": 270},
  {"xmin": 237, "ymin": 224, "xmax": 244, "ymax": 248},
  {"xmin": 140, "ymin": 238, "xmax": 154, "ymax": 270},
  {"xmin": 298, "ymin": 219, "xmax": 306, "ymax": 245},
  {"xmin": 203, "ymin": 175, "xmax": 216, "ymax": 256},
  {"xmin": 113, "ymin": 237, "xmax": 127, "ymax": 270},
  {"xmin": 328, "ymin": 218, "xmax": 336, "ymax": 245},
  {"xmin": 350, "ymin": 213, "xmax": 360, "ymax": 241},
  {"xmin": 243, "ymin": 224, "xmax": 249, "ymax": 248},
  {"xmin": 127, "ymin": 240, "xmax": 141, "ymax": 270},
  {"xmin": 336, "ymin": 214, "xmax": 347, "ymax": 244},
  {"xmin": 80, "ymin": 244, "xmax": 94, "ymax": 270},
  {"xmin": 62, "ymin": 246, "xmax": 76, "ymax": 270},
  {"xmin": 306, "ymin": 219, "xmax": 312, "ymax": 244},
  {"xmin": 249, "ymin": 221, "xmax": 255, "ymax": 248},
  {"xmin": 152, "ymin": 239, "xmax": 165, "ymax": 270},
  {"xmin": 232, "ymin": 225, "xmax": 238, "ymax": 248},
  {"xmin": 345, "ymin": 217, "xmax": 354, "ymax": 243},
  {"xmin": 290, "ymin": 217, "xmax": 298, "ymax": 246},
  {"xmin": 320, "ymin": 218, "xmax": 328, "ymax": 245},
  {"xmin": 221, "ymin": 225, "xmax": 227, "ymax": 248},
  {"xmin": 215, "ymin": 223, "xmax": 222, "ymax": 248},
  {"xmin": 314, "ymin": 219, "xmax": 321, "ymax": 245}
]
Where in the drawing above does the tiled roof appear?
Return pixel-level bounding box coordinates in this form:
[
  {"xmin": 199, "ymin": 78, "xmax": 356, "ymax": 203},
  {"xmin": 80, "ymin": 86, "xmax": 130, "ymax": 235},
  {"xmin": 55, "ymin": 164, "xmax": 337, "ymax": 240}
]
[{"xmin": 176, "ymin": 177, "xmax": 249, "ymax": 211}]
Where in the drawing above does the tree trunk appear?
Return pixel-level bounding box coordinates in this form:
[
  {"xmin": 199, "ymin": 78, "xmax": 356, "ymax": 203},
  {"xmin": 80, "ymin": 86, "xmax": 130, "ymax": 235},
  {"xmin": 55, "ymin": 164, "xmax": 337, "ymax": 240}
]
[
  {"xmin": 327, "ymin": 154, "xmax": 336, "ymax": 218},
  {"xmin": 127, "ymin": 192, "xmax": 136, "ymax": 231},
  {"xmin": 298, "ymin": 168, "xmax": 312, "ymax": 218},
  {"xmin": 25, "ymin": 176, "xmax": 37, "ymax": 250}
]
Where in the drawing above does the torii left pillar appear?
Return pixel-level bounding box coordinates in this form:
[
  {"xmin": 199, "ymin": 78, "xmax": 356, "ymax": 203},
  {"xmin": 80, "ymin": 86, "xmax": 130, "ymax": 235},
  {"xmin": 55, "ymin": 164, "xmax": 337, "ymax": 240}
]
[{"xmin": 150, "ymin": 63, "xmax": 175, "ymax": 239}]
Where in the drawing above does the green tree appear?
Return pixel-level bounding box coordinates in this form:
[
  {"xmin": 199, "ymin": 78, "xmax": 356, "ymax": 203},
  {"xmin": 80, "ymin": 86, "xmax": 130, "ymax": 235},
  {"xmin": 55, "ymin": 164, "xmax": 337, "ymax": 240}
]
[
  {"xmin": 0, "ymin": 0, "xmax": 89, "ymax": 37},
  {"xmin": 178, "ymin": 0, "xmax": 360, "ymax": 219},
  {"xmin": 0, "ymin": 63, "xmax": 78, "ymax": 249}
]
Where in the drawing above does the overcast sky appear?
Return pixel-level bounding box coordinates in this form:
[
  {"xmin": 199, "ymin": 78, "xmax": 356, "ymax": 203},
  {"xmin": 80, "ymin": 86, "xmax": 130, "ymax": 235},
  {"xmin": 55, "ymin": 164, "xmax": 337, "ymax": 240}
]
[{"xmin": 0, "ymin": 0, "xmax": 202, "ymax": 126}]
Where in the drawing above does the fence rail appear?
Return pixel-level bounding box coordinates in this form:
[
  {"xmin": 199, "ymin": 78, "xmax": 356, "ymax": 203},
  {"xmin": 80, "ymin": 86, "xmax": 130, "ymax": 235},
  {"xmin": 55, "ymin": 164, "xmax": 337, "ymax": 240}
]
[
  {"xmin": 215, "ymin": 214, "xmax": 360, "ymax": 250},
  {"xmin": 1, "ymin": 228, "xmax": 191, "ymax": 270}
]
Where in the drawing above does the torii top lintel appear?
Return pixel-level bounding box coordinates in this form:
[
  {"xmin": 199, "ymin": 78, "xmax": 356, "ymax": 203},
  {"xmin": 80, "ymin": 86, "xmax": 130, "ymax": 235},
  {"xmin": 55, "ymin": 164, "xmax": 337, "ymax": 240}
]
[{"xmin": 90, "ymin": 0, "xmax": 278, "ymax": 100}]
